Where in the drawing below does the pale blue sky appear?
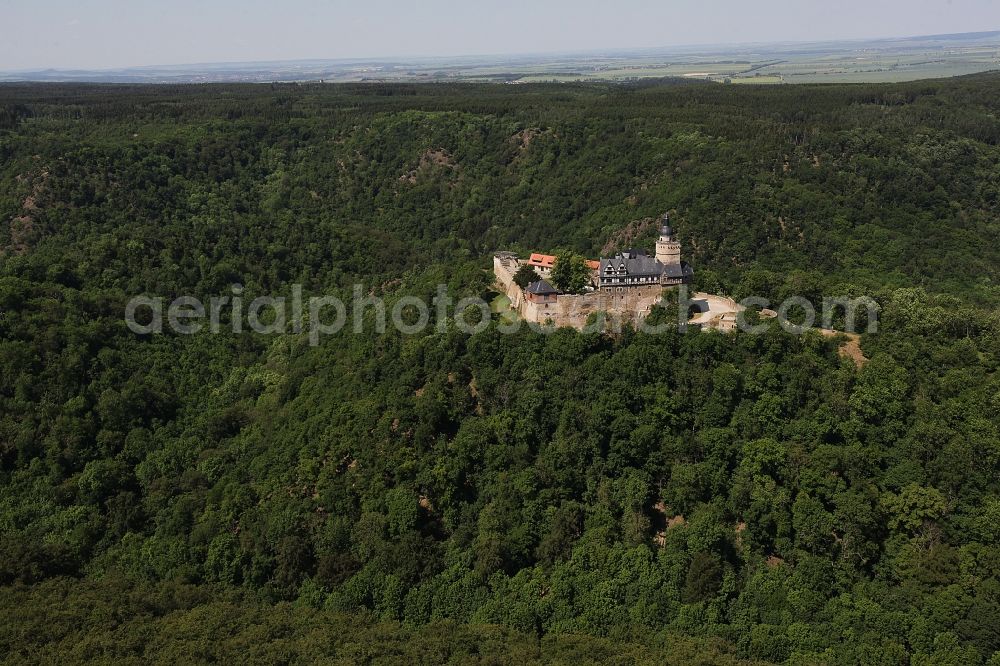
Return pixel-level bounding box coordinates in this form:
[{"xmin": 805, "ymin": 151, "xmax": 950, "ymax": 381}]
[{"xmin": 2, "ymin": 0, "xmax": 998, "ymax": 70}]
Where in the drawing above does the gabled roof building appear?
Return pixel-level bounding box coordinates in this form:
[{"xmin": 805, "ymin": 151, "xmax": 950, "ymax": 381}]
[
  {"xmin": 526, "ymin": 253, "xmax": 557, "ymax": 274},
  {"xmin": 598, "ymin": 213, "xmax": 693, "ymax": 291}
]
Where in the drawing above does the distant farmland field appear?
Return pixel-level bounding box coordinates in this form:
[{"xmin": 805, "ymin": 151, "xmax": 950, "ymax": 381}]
[
  {"xmin": 511, "ymin": 50, "xmax": 998, "ymax": 85},
  {"xmin": 4, "ymin": 31, "xmax": 998, "ymax": 85}
]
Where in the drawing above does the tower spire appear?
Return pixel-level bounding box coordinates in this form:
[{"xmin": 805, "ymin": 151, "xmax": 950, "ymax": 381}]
[
  {"xmin": 660, "ymin": 212, "xmax": 674, "ymax": 239},
  {"xmin": 655, "ymin": 212, "xmax": 681, "ymax": 266}
]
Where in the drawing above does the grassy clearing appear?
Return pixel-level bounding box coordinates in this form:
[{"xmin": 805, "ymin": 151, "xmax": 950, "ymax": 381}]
[
  {"xmin": 490, "ymin": 294, "xmax": 511, "ymax": 313},
  {"xmin": 490, "ymin": 294, "xmax": 519, "ymax": 324},
  {"xmin": 729, "ymin": 76, "xmax": 784, "ymax": 84}
]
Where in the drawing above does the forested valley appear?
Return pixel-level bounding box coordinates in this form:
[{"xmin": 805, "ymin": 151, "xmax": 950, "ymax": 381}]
[{"xmin": 2, "ymin": 75, "xmax": 1000, "ymax": 664}]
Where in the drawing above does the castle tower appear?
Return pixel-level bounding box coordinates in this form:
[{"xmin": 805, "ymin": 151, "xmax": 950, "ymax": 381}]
[{"xmin": 655, "ymin": 213, "xmax": 682, "ymax": 266}]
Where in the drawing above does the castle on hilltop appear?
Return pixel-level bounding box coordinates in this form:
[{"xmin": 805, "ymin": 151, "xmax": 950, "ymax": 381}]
[
  {"xmin": 493, "ymin": 212, "xmax": 699, "ymax": 329},
  {"xmin": 598, "ymin": 215, "xmax": 693, "ymax": 292}
]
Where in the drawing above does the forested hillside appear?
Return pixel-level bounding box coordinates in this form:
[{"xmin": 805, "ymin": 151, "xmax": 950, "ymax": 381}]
[{"xmin": 2, "ymin": 76, "xmax": 1000, "ymax": 664}]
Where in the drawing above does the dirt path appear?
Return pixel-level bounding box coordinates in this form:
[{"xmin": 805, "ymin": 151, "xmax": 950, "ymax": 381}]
[{"xmin": 820, "ymin": 329, "xmax": 867, "ymax": 368}]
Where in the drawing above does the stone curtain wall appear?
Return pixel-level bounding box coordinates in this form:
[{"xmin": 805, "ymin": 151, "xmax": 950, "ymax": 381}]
[
  {"xmin": 493, "ymin": 255, "xmax": 524, "ymax": 309},
  {"xmin": 540, "ymin": 286, "xmax": 667, "ymax": 329},
  {"xmin": 494, "ymin": 257, "xmax": 681, "ymax": 330}
]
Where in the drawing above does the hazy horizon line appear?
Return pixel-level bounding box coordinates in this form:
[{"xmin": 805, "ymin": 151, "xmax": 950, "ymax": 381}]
[{"xmin": 3, "ymin": 28, "xmax": 998, "ymax": 76}]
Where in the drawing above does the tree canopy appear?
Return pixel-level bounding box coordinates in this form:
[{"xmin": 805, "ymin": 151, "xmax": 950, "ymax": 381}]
[
  {"xmin": 551, "ymin": 252, "xmax": 592, "ymax": 294},
  {"xmin": 513, "ymin": 264, "xmax": 542, "ymax": 289},
  {"xmin": 2, "ymin": 76, "xmax": 1000, "ymax": 663}
]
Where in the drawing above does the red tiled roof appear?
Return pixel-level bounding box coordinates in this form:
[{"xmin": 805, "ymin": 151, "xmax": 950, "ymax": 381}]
[
  {"xmin": 527, "ymin": 253, "xmax": 556, "ymax": 268},
  {"xmin": 527, "ymin": 254, "xmax": 600, "ymax": 271}
]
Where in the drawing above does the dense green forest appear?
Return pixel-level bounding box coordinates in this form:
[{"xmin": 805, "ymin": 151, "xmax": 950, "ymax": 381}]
[{"xmin": 2, "ymin": 75, "xmax": 1000, "ymax": 664}]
